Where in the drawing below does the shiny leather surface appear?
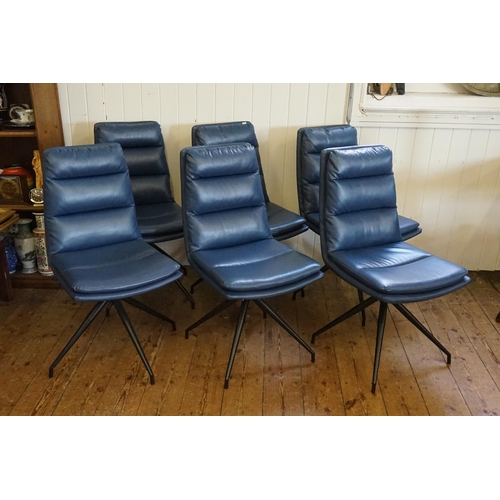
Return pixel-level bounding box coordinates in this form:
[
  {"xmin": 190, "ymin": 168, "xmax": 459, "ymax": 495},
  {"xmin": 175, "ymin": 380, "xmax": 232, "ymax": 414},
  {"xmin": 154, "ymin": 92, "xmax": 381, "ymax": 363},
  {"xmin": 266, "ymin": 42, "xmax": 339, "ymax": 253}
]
[
  {"xmin": 320, "ymin": 145, "xmax": 469, "ymax": 303},
  {"xmin": 297, "ymin": 124, "xmax": 421, "ymax": 240},
  {"xmin": 181, "ymin": 143, "xmax": 323, "ymax": 299},
  {"xmin": 43, "ymin": 143, "xmax": 181, "ymax": 302},
  {"xmin": 191, "ymin": 121, "xmax": 308, "ymax": 240},
  {"xmin": 94, "ymin": 121, "xmax": 182, "ymax": 242}
]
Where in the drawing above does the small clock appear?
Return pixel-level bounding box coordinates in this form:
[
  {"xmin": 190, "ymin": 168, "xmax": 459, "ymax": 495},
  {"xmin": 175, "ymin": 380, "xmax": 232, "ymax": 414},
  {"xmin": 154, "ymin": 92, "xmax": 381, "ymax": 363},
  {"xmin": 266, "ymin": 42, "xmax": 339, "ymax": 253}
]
[
  {"xmin": 29, "ymin": 187, "xmax": 44, "ymax": 205},
  {"xmin": 0, "ymin": 175, "xmax": 29, "ymax": 203}
]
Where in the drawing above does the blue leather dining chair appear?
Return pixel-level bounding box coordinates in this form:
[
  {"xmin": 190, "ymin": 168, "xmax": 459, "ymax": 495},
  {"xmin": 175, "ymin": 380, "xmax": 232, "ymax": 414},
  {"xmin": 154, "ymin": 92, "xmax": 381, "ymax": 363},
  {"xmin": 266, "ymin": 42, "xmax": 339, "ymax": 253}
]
[
  {"xmin": 43, "ymin": 143, "xmax": 182, "ymax": 384},
  {"xmin": 94, "ymin": 121, "xmax": 195, "ymax": 309},
  {"xmin": 311, "ymin": 144, "xmax": 470, "ymax": 394},
  {"xmin": 189, "ymin": 121, "xmax": 309, "ymax": 294},
  {"xmin": 180, "ymin": 142, "xmax": 324, "ymax": 389}
]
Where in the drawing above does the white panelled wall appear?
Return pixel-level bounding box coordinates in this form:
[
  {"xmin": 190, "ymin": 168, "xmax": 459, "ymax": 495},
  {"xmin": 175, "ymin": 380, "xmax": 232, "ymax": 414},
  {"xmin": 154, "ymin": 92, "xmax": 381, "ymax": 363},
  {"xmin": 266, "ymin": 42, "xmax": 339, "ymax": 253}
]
[{"xmin": 57, "ymin": 83, "xmax": 500, "ymax": 270}]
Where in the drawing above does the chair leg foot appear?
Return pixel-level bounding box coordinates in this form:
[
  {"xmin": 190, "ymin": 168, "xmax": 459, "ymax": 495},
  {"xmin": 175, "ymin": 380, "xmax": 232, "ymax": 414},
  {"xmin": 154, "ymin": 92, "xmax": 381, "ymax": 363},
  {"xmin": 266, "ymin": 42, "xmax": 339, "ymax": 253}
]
[{"xmin": 371, "ymin": 382, "xmax": 377, "ymax": 394}]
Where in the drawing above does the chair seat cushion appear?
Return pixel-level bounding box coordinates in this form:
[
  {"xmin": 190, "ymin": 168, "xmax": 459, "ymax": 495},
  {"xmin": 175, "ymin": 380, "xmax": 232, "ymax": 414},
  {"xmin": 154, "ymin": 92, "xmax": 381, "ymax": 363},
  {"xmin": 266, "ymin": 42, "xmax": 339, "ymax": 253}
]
[
  {"xmin": 50, "ymin": 240, "xmax": 181, "ymax": 298},
  {"xmin": 135, "ymin": 202, "xmax": 184, "ymax": 242},
  {"xmin": 266, "ymin": 202, "xmax": 307, "ymax": 238},
  {"xmin": 190, "ymin": 238, "xmax": 321, "ymax": 292},
  {"xmin": 398, "ymin": 215, "xmax": 420, "ymax": 236},
  {"xmin": 330, "ymin": 241, "xmax": 468, "ymax": 295}
]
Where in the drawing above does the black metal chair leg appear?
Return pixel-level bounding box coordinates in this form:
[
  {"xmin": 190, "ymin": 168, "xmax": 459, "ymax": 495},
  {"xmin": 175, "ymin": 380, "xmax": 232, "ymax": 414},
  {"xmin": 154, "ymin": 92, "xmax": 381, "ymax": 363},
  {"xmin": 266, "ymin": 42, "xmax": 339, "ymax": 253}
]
[
  {"xmin": 105, "ymin": 302, "xmax": 113, "ymax": 317},
  {"xmin": 311, "ymin": 296, "xmax": 378, "ymax": 344},
  {"xmin": 49, "ymin": 301, "xmax": 107, "ymax": 378},
  {"xmin": 185, "ymin": 300, "xmax": 235, "ymax": 339},
  {"xmin": 255, "ymin": 299, "xmax": 315, "ymax": 362},
  {"xmin": 393, "ymin": 303, "xmax": 452, "ymax": 364},
  {"xmin": 357, "ymin": 289, "xmax": 366, "ymax": 326},
  {"xmin": 175, "ymin": 280, "xmax": 195, "ymax": 309},
  {"xmin": 190, "ymin": 277, "xmax": 204, "ymax": 294},
  {"xmin": 371, "ymin": 302, "xmax": 388, "ymax": 394},
  {"xmin": 292, "ymin": 288, "xmax": 305, "ymax": 300},
  {"xmin": 123, "ymin": 297, "xmax": 176, "ymax": 331},
  {"xmin": 224, "ymin": 300, "xmax": 249, "ymax": 389},
  {"xmin": 113, "ymin": 300, "xmax": 155, "ymax": 385}
]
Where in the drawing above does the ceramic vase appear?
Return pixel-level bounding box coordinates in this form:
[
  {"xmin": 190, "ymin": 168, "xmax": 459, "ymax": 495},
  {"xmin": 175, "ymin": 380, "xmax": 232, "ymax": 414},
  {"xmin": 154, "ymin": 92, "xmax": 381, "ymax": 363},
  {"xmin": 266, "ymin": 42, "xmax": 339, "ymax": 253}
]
[
  {"xmin": 1, "ymin": 233, "xmax": 18, "ymax": 274},
  {"xmin": 33, "ymin": 227, "xmax": 53, "ymax": 276},
  {"xmin": 33, "ymin": 212, "xmax": 45, "ymax": 230},
  {"xmin": 14, "ymin": 218, "xmax": 37, "ymax": 274}
]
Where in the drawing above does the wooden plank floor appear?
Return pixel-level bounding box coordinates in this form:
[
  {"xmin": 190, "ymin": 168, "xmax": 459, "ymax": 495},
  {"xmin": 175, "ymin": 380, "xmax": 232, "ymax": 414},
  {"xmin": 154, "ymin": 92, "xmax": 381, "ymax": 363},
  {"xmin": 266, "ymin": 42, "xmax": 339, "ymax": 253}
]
[{"xmin": 1, "ymin": 269, "xmax": 500, "ymax": 416}]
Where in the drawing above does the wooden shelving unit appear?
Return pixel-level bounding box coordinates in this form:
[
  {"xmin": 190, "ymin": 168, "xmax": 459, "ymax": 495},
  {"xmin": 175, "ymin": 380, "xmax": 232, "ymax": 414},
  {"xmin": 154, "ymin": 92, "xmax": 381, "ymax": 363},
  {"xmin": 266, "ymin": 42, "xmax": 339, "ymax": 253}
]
[{"xmin": 0, "ymin": 83, "xmax": 64, "ymax": 299}]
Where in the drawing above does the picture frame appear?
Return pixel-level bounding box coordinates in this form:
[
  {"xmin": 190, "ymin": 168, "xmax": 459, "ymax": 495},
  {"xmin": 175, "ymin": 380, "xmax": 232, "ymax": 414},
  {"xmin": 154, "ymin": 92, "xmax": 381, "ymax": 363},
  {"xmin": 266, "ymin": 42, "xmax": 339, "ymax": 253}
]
[{"xmin": 0, "ymin": 174, "xmax": 30, "ymax": 203}]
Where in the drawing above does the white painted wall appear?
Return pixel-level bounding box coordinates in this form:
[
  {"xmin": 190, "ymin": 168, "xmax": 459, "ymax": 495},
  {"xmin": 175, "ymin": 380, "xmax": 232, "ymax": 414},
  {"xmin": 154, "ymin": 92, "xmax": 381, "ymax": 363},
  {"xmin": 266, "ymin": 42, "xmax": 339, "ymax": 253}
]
[{"xmin": 57, "ymin": 83, "xmax": 500, "ymax": 270}]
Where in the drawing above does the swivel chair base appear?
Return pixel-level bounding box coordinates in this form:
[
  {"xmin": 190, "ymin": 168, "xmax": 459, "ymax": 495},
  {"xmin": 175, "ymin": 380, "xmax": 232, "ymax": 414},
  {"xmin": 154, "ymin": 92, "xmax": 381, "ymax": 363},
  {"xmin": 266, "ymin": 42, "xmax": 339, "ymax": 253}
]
[
  {"xmin": 185, "ymin": 298, "xmax": 316, "ymax": 389},
  {"xmin": 311, "ymin": 296, "xmax": 451, "ymax": 394},
  {"xmin": 49, "ymin": 298, "xmax": 177, "ymax": 385}
]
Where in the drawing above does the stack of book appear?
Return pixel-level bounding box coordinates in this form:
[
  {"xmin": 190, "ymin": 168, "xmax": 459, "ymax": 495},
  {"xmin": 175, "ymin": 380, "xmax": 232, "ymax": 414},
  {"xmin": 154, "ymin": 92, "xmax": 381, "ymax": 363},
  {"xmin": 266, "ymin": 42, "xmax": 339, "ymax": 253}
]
[{"xmin": 0, "ymin": 208, "xmax": 20, "ymax": 232}]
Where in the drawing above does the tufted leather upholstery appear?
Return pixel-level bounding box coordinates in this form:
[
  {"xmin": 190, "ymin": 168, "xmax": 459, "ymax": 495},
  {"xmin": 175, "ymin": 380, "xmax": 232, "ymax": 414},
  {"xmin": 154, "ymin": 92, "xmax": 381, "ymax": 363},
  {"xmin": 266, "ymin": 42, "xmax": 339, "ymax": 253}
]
[
  {"xmin": 43, "ymin": 143, "xmax": 182, "ymax": 383},
  {"xmin": 297, "ymin": 124, "xmax": 421, "ymax": 240},
  {"xmin": 94, "ymin": 121, "xmax": 183, "ymax": 243},
  {"xmin": 312, "ymin": 144, "xmax": 470, "ymax": 393},
  {"xmin": 181, "ymin": 143, "xmax": 323, "ymax": 388},
  {"xmin": 191, "ymin": 121, "xmax": 308, "ymax": 241}
]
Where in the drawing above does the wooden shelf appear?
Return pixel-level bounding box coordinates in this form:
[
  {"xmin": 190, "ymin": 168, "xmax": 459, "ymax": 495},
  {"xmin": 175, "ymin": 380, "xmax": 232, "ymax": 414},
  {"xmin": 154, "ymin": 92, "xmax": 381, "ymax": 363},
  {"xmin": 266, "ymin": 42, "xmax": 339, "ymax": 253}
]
[
  {"xmin": 0, "ymin": 202, "xmax": 44, "ymax": 212},
  {"xmin": 0, "ymin": 129, "xmax": 37, "ymax": 138},
  {"xmin": 10, "ymin": 270, "xmax": 60, "ymax": 289}
]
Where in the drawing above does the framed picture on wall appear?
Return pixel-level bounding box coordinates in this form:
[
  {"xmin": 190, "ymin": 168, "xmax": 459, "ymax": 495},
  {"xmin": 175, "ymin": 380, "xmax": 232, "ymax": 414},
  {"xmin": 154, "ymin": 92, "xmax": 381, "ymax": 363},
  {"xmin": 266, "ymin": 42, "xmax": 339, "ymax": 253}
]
[{"xmin": 0, "ymin": 175, "xmax": 29, "ymax": 203}]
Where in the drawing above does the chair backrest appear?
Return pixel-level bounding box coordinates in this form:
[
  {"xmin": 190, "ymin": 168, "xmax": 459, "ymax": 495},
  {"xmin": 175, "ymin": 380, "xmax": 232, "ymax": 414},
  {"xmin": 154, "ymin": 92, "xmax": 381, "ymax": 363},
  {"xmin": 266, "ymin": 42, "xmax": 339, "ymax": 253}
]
[
  {"xmin": 319, "ymin": 144, "xmax": 402, "ymax": 254},
  {"xmin": 191, "ymin": 121, "xmax": 269, "ymax": 201},
  {"xmin": 297, "ymin": 124, "xmax": 357, "ymax": 220},
  {"xmin": 43, "ymin": 143, "xmax": 141, "ymax": 256},
  {"xmin": 94, "ymin": 121, "xmax": 174, "ymax": 205},
  {"xmin": 180, "ymin": 143, "xmax": 272, "ymax": 254}
]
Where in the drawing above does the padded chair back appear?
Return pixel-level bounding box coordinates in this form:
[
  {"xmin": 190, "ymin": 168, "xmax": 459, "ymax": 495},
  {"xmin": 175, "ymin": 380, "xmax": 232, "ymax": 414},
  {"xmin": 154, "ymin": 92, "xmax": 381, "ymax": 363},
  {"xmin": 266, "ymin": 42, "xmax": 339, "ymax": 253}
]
[
  {"xmin": 181, "ymin": 143, "xmax": 272, "ymax": 253},
  {"xmin": 94, "ymin": 121, "xmax": 174, "ymax": 206},
  {"xmin": 297, "ymin": 124, "xmax": 357, "ymax": 221},
  {"xmin": 43, "ymin": 143, "xmax": 142, "ymax": 256},
  {"xmin": 320, "ymin": 144, "xmax": 402, "ymax": 253},
  {"xmin": 191, "ymin": 121, "xmax": 270, "ymax": 201}
]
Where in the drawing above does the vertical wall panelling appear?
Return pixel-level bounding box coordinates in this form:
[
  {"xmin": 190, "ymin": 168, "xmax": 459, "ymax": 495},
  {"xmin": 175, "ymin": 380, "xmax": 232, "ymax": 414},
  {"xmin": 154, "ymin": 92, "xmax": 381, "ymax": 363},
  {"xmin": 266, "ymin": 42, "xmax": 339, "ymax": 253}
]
[
  {"xmin": 122, "ymin": 84, "xmax": 142, "ymax": 121},
  {"xmin": 57, "ymin": 84, "xmax": 72, "ymax": 146},
  {"xmin": 103, "ymin": 84, "xmax": 125, "ymax": 122},
  {"xmin": 85, "ymin": 84, "xmax": 106, "ymax": 139},
  {"xmin": 66, "ymin": 83, "xmax": 89, "ymax": 146},
  {"xmin": 215, "ymin": 84, "xmax": 234, "ymax": 123},
  {"xmin": 251, "ymin": 84, "xmax": 273, "ymax": 196},
  {"xmin": 196, "ymin": 84, "xmax": 216, "ymax": 125},
  {"xmin": 141, "ymin": 84, "xmax": 161, "ymax": 122},
  {"xmin": 233, "ymin": 84, "xmax": 253, "ymax": 120},
  {"xmin": 325, "ymin": 83, "xmax": 349, "ymax": 123},
  {"xmin": 267, "ymin": 83, "xmax": 291, "ymax": 207}
]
